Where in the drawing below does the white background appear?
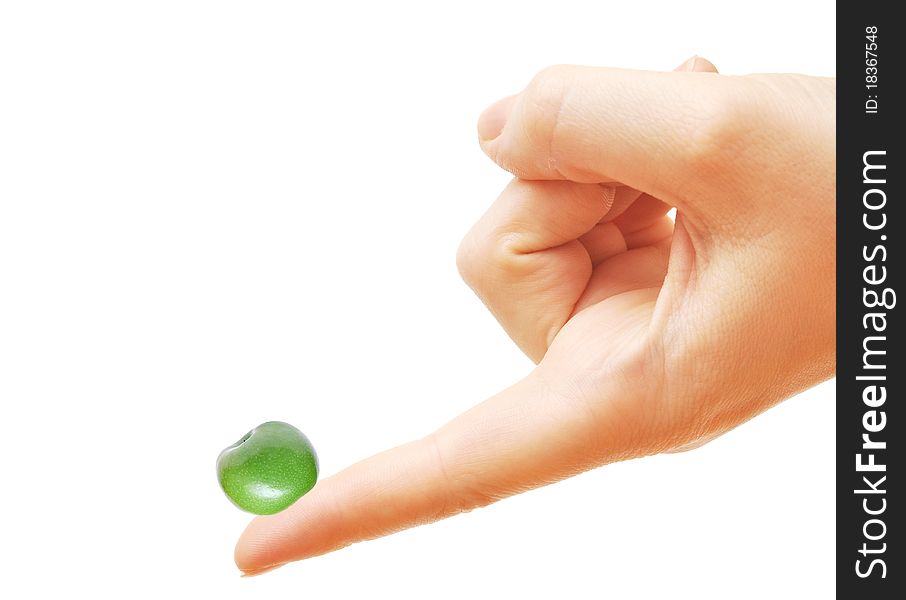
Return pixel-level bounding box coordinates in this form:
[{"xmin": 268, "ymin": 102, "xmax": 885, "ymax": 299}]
[{"xmin": 0, "ymin": 1, "xmax": 835, "ymax": 598}]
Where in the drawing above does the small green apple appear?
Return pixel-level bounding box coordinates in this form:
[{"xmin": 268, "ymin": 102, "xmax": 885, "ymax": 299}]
[{"xmin": 217, "ymin": 421, "xmax": 319, "ymax": 515}]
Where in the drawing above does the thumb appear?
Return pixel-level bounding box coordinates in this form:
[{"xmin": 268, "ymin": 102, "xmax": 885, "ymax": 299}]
[
  {"xmin": 476, "ymin": 57, "xmax": 746, "ymax": 211},
  {"xmin": 235, "ymin": 371, "xmax": 655, "ymax": 574}
]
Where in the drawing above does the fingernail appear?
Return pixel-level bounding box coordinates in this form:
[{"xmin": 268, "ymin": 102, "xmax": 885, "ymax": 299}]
[
  {"xmin": 240, "ymin": 563, "xmax": 286, "ymax": 577},
  {"xmin": 677, "ymin": 55, "xmax": 699, "ymax": 71},
  {"xmin": 477, "ymin": 95, "xmax": 516, "ymax": 141}
]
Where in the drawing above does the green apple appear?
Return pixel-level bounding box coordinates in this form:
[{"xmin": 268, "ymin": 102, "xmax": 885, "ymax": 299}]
[{"xmin": 217, "ymin": 421, "xmax": 319, "ymax": 515}]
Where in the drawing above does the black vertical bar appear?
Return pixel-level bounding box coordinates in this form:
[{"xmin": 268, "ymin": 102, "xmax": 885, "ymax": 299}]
[{"xmin": 838, "ymin": 1, "xmax": 901, "ymax": 595}]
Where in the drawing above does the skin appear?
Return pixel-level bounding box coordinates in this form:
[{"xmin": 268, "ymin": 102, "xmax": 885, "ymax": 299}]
[{"xmin": 234, "ymin": 56, "xmax": 835, "ymax": 575}]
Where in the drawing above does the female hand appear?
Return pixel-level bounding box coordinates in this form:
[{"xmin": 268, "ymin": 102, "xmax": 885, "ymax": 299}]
[{"xmin": 234, "ymin": 56, "xmax": 835, "ymax": 575}]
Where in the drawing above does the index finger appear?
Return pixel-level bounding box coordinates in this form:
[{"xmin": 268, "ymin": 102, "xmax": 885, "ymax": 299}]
[{"xmin": 235, "ymin": 371, "xmax": 645, "ymax": 574}]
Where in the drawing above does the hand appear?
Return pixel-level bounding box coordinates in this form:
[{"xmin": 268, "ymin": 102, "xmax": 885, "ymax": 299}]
[{"xmin": 234, "ymin": 57, "xmax": 835, "ymax": 575}]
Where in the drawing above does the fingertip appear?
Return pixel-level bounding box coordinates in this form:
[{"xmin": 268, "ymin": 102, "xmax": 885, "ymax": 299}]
[
  {"xmin": 691, "ymin": 56, "xmax": 718, "ymax": 73},
  {"xmin": 676, "ymin": 55, "xmax": 699, "ymax": 71},
  {"xmin": 676, "ymin": 55, "xmax": 718, "ymax": 73},
  {"xmin": 477, "ymin": 95, "xmax": 517, "ymax": 142},
  {"xmin": 239, "ymin": 562, "xmax": 287, "ymax": 577},
  {"xmin": 234, "ymin": 510, "xmax": 304, "ymax": 574},
  {"xmin": 234, "ymin": 517, "xmax": 269, "ymax": 574}
]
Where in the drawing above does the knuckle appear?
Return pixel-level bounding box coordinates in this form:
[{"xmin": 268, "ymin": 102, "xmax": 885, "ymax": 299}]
[
  {"xmin": 456, "ymin": 214, "xmax": 536, "ymax": 289},
  {"xmin": 456, "ymin": 232, "xmax": 520, "ymax": 286},
  {"xmin": 457, "ymin": 178, "xmax": 565, "ymax": 289},
  {"xmin": 680, "ymin": 80, "xmax": 761, "ymax": 175},
  {"xmin": 521, "ymin": 65, "xmax": 572, "ymax": 157},
  {"xmin": 455, "ymin": 233, "xmax": 481, "ymax": 285},
  {"xmin": 526, "ymin": 64, "xmax": 571, "ymax": 100},
  {"xmin": 457, "ymin": 229, "xmax": 530, "ymax": 286},
  {"xmin": 426, "ymin": 433, "xmax": 494, "ymax": 519},
  {"xmin": 492, "ymin": 232, "xmax": 532, "ymax": 275}
]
